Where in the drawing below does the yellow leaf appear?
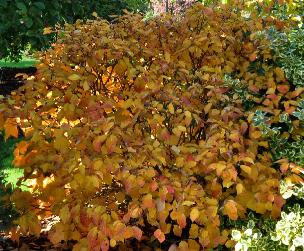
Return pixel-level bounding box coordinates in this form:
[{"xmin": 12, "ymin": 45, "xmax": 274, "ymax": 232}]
[
  {"xmin": 204, "ymin": 102, "xmax": 212, "ymax": 114},
  {"xmin": 168, "ymin": 103, "xmax": 175, "ymax": 114},
  {"xmin": 188, "ymin": 239, "xmax": 200, "ymax": 250},
  {"xmin": 82, "ymin": 81, "xmax": 90, "ymax": 91},
  {"xmin": 189, "ymin": 224, "xmax": 199, "ymax": 238},
  {"xmin": 177, "ymin": 125, "xmax": 186, "ymax": 132},
  {"xmin": 190, "ymin": 208, "xmax": 199, "ymax": 222},
  {"xmin": 68, "ymin": 74, "xmax": 81, "ymax": 81},
  {"xmin": 165, "ymin": 52, "xmax": 171, "ymax": 62},
  {"xmin": 200, "ymin": 230, "xmax": 210, "ymax": 247},
  {"xmin": 59, "ymin": 205, "xmax": 70, "ymax": 224},
  {"xmin": 239, "ymin": 156, "xmax": 254, "ymax": 164},
  {"xmin": 110, "ymin": 239, "xmax": 116, "ymax": 247},
  {"xmin": 93, "ymin": 135, "xmax": 107, "ymax": 152},
  {"xmin": 216, "ymin": 163, "xmax": 226, "ymax": 176},
  {"xmin": 184, "ymin": 111, "xmax": 191, "ymax": 118},
  {"xmin": 182, "ymin": 200, "xmax": 195, "ymax": 206},
  {"xmin": 236, "ymin": 183, "xmax": 244, "ymax": 195},
  {"xmin": 173, "ymin": 225, "xmax": 182, "ymax": 237},
  {"xmin": 240, "ymin": 165, "xmax": 251, "ymax": 175},
  {"xmin": 43, "ymin": 27, "xmax": 53, "ymax": 35},
  {"xmin": 92, "ymin": 11, "xmax": 98, "ymax": 18},
  {"xmin": 274, "ymin": 67, "xmax": 285, "ymax": 81},
  {"xmin": 90, "ymin": 176, "xmax": 100, "ymax": 188},
  {"xmin": 49, "ymin": 224, "xmax": 65, "ymax": 244},
  {"xmin": 54, "ymin": 136, "xmax": 69, "ymax": 153}
]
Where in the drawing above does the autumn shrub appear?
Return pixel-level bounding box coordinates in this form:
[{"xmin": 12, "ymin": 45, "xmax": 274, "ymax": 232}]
[{"xmin": 0, "ymin": 1, "xmax": 303, "ymax": 250}]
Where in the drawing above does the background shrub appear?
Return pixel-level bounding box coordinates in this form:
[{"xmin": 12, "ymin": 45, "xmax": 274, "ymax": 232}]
[{"xmin": 0, "ymin": 0, "xmax": 127, "ymax": 60}]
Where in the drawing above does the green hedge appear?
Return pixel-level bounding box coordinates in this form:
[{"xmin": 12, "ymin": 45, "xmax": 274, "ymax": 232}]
[{"xmin": 0, "ymin": 0, "xmax": 127, "ymax": 60}]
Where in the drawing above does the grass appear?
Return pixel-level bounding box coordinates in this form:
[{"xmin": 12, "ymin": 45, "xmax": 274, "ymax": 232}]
[
  {"xmin": 0, "ymin": 136, "xmax": 25, "ymax": 231},
  {"xmin": 0, "ymin": 56, "xmax": 37, "ymax": 68},
  {"xmin": 0, "ymin": 136, "xmax": 24, "ymax": 187}
]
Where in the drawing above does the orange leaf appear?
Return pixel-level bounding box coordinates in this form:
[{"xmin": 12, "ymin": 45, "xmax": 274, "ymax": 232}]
[
  {"xmin": 249, "ymin": 53, "xmax": 257, "ymax": 62},
  {"xmin": 277, "ymin": 84, "xmax": 289, "ymax": 94},
  {"xmin": 105, "ymin": 135, "xmax": 118, "ymax": 154},
  {"xmin": 177, "ymin": 212, "xmax": 187, "ymax": 229},
  {"xmin": 154, "ymin": 229, "xmax": 165, "ymax": 243},
  {"xmin": 92, "ymin": 135, "xmax": 107, "ymax": 152},
  {"xmin": 4, "ymin": 118, "xmax": 18, "ymax": 140},
  {"xmin": 132, "ymin": 226, "xmax": 143, "ymax": 240},
  {"xmin": 223, "ymin": 200, "xmax": 238, "ymax": 220},
  {"xmin": 14, "ymin": 141, "xmax": 30, "ymax": 156},
  {"xmin": 142, "ymin": 194, "xmax": 154, "ymax": 209}
]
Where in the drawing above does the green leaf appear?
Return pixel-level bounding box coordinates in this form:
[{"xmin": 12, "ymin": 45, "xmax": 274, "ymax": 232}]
[
  {"xmin": 24, "ymin": 17, "xmax": 33, "ymax": 28},
  {"xmin": 16, "ymin": 2, "xmax": 27, "ymax": 12},
  {"xmin": 33, "ymin": 2, "xmax": 45, "ymax": 10}
]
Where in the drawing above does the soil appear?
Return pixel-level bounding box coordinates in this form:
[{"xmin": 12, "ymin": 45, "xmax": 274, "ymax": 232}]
[{"xmin": 0, "ymin": 67, "xmax": 36, "ymax": 96}]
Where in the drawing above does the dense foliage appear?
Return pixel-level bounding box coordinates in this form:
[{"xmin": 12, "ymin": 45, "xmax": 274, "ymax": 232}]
[
  {"xmin": 0, "ymin": 1, "xmax": 303, "ymax": 250},
  {"xmin": 231, "ymin": 204, "xmax": 304, "ymax": 251},
  {"xmin": 0, "ymin": 0, "xmax": 127, "ymax": 60},
  {"xmin": 230, "ymin": 2, "xmax": 304, "ymax": 249}
]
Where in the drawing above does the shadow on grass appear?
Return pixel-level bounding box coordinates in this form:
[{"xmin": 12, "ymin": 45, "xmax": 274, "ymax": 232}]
[{"xmin": 0, "ymin": 134, "xmax": 24, "ymax": 231}]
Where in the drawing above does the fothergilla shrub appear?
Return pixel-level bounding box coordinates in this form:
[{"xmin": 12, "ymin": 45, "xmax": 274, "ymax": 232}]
[{"xmin": 0, "ymin": 1, "xmax": 302, "ymax": 250}]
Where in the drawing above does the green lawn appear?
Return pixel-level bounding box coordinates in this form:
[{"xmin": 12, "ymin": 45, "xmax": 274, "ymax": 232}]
[
  {"xmin": 0, "ymin": 136, "xmax": 25, "ymax": 188},
  {"xmin": 0, "ymin": 57, "xmax": 37, "ymax": 68},
  {"xmin": 0, "ymin": 136, "xmax": 25, "ymax": 231}
]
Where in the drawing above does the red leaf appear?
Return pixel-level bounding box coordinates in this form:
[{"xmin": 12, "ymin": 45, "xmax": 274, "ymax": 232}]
[{"xmin": 277, "ymin": 84, "xmax": 289, "ymax": 94}]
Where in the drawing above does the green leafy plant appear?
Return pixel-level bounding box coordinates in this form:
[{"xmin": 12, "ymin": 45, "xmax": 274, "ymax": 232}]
[
  {"xmin": 271, "ymin": 204, "xmax": 304, "ymax": 251},
  {"xmin": 125, "ymin": 0, "xmax": 151, "ymax": 13},
  {"xmin": 0, "ymin": 0, "xmax": 128, "ymax": 60},
  {"xmin": 231, "ymin": 204, "xmax": 304, "ymax": 251},
  {"xmin": 268, "ymin": 27, "xmax": 304, "ymax": 87}
]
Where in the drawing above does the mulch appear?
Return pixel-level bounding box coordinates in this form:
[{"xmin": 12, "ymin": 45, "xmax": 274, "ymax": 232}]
[
  {"xmin": 0, "ymin": 216, "xmax": 75, "ymax": 251},
  {"xmin": 0, "ymin": 234, "xmax": 74, "ymax": 251}
]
